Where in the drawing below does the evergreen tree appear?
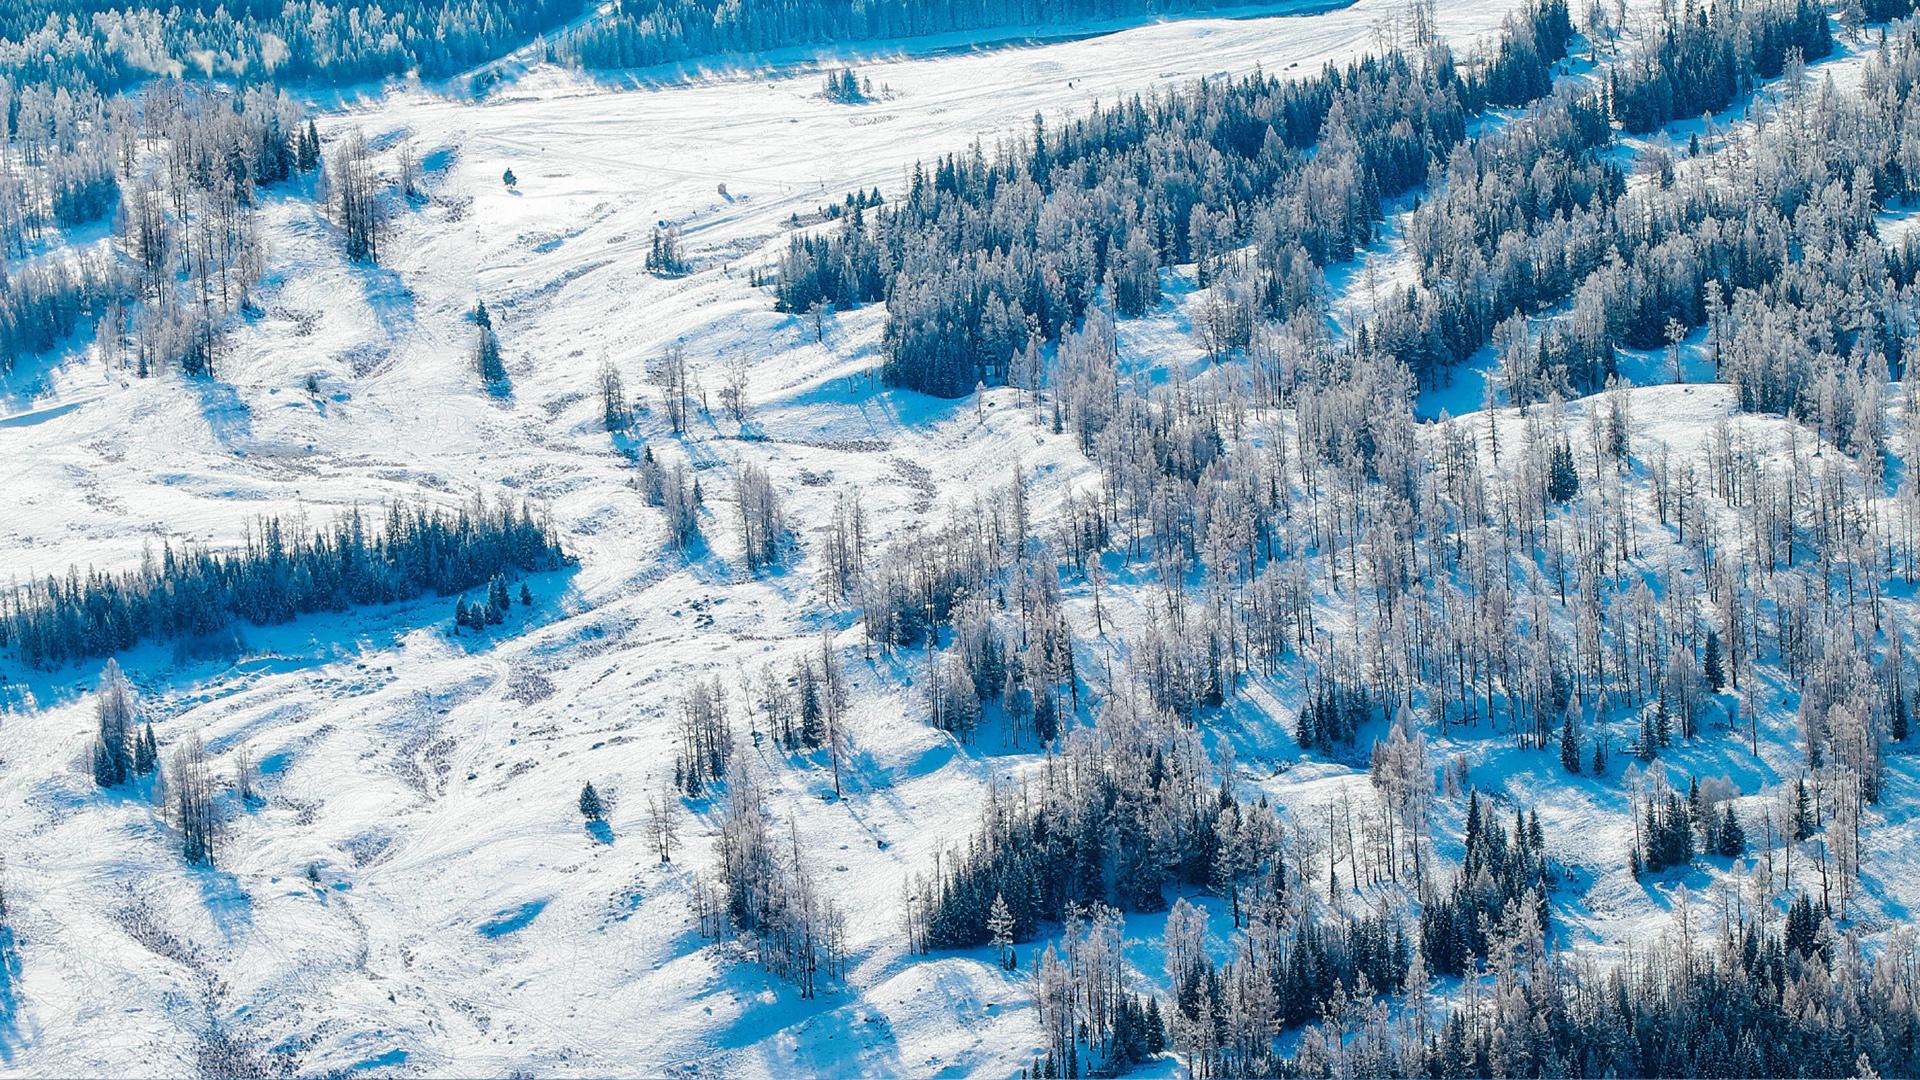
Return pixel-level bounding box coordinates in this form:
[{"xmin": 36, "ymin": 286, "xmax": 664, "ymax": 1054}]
[
  {"xmin": 1785, "ymin": 891, "xmax": 1823, "ymax": 959},
  {"xmin": 1716, "ymin": 804, "xmax": 1745, "ymax": 857},
  {"xmin": 1792, "ymin": 778, "xmax": 1816, "ymax": 841},
  {"xmin": 133, "ymin": 722, "xmax": 158, "ymax": 777},
  {"xmin": 1704, "ymin": 630, "xmax": 1726, "ymax": 692},
  {"xmin": 1558, "ymin": 704, "xmax": 1582, "ymax": 774},
  {"xmin": 298, "ymin": 120, "xmax": 322, "ymax": 173},
  {"xmin": 579, "ymin": 782, "xmax": 604, "ymax": 821},
  {"xmin": 91, "ymin": 660, "xmax": 135, "ymax": 788},
  {"xmin": 988, "ymin": 891, "xmax": 1017, "ymax": 970},
  {"xmin": 476, "ymin": 323, "xmax": 507, "ymax": 387},
  {"xmin": 1547, "ymin": 441, "xmax": 1580, "ymax": 503}
]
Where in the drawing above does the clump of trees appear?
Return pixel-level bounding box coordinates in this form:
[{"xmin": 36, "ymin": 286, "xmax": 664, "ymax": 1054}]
[
  {"xmin": 91, "ymin": 660, "xmax": 159, "ymax": 788},
  {"xmin": 734, "ymin": 460, "xmax": 786, "ymax": 572},
  {"xmin": 166, "ymin": 732, "xmax": 219, "ymax": 866},
  {"xmin": 329, "ymin": 127, "xmax": 390, "ymax": 264},
  {"xmin": 822, "ymin": 66, "xmax": 866, "ymax": 103},
  {"xmin": 693, "ymin": 768, "xmax": 846, "ymax": 998},
  {"xmin": 673, "ymin": 676, "xmax": 734, "ymax": 796},
  {"xmin": 472, "ymin": 300, "xmax": 508, "ymax": 388},
  {"xmin": 3, "ymin": 499, "xmax": 567, "ymax": 667},
  {"xmin": 3, "ymin": 82, "xmax": 316, "ymax": 375},
  {"xmin": 453, "ymin": 573, "xmax": 526, "ymax": 632},
  {"xmin": 645, "ymin": 226, "xmax": 688, "ymax": 276},
  {"xmin": 1418, "ymin": 792, "xmax": 1553, "ymax": 975}
]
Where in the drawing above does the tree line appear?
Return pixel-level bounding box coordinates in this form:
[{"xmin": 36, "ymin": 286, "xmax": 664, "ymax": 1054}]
[
  {"xmin": 559, "ymin": 0, "xmax": 1309, "ymax": 71},
  {"xmin": 772, "ymin": 0, "xmax": 1575, "ymax": 396},
  {"xmin": 3, "ymin": 498, "xmax": 567, "ymax": 667}
]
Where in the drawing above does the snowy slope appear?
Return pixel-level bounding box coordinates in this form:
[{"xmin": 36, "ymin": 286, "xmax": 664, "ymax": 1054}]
[{"xmin": 3, "ymin": 0, "xmax": 1913, "ymax": 1075}]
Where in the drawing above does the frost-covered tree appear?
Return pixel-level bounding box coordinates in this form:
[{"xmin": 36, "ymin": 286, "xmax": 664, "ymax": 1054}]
[{"xmin": 91, "ymin": 659, "xmax": 136, "ymax": 788}]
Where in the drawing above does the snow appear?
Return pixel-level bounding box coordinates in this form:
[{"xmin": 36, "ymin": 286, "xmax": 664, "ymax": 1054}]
[{"xmin": 5, "ymin": 0, "xmax": 1919, "ymax": 1075}]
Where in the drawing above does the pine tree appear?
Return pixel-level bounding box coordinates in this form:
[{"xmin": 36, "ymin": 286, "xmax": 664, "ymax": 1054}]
[
  {"xmin": 91, "ymin": 659, "xmax": 136, "ymax": 788},
  {"xmin": 579, "ymin": 782, "xmax": 604, "ymax": 821},
  {"xmin": 133, "ymin": 723, "xmax": 158, "ymax": 777},
  {"xmin": 988, "ymin": 891, "xmax": 1017, "ymax": 970},
  {"xmin": 297, "ymin": 120, "xmax": 321, "ymax": 173},
  {"xmin": 1547, "ymin": 441, "xmax": 1580, "ymax": 502},
  {"xmin": 1703, "ymin": 631, "xmax": 1726, "ymax": 692},
  {"xmin": 1558, "ymin": 704, "xmax": 1582, "ymax": 774},
  {"xmin": 502, "ymin": 167, "xmax": 517, "ymax": 188},
  {"xmin": 1591, "ymin": 734, "xmax": 1608, "ymax": 776},
  {"xmin": 1717, "ymin": 804, "xmax": 1745, "ymax": 857},
  {"xmin": 1785, "ymin": 891, "xmax": 1821, "ymax": 958},
  {"xmin": 1792, "ymin": 777, "xmax": 1815, "ymax": 841},
  {"xmin": 475, "ymin": 322, "xmax": 507, "ymax": 386},
  {"xmin": 1143, "ymin": 996, "xmax": 1166, "ymax": 1055}
]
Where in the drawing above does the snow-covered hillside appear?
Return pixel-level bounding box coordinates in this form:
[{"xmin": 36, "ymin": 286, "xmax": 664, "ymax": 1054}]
[{"xmin": 5, "ymin": 0, "xmax": 1920, "ymax": 1075}]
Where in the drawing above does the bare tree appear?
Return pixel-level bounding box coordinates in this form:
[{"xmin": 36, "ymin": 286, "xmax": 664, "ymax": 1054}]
[
  {"xmin": 599, "ymin": 361, "xmax": 629, "ymax": 430},
  {"xmin": 329, "ymin": 127, "xmax": 388, "ymax": 263},
  {"xmin": 233, "ymin": 742, "xmax": 257, "ymax": 806},
  {"xmin": 647, "ymin": 786, "xmax": 680, "ymax": 863},
  {"xmin": 735, "ymin": 460, "xmax": 785, "ymax": 572},
  {"xmin": 721, "ymin": 355, "xmax": 752, "ymax": 423},
  {"xmin": 651, "ymin": 344, "xmax": 691, "ymax": 434},
  {"xmin": 170, "ymin": 732, "xmax": 219, "ymax": 866}
]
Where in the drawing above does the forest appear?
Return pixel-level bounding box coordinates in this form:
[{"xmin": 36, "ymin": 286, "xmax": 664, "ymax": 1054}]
[
  {"xmin": 2, "ymin": 499, "xmax": 567, "ymax": 667},
  {"xmin": 13, "ymin": 0, "xmax": 1920, "ymax": 1073},
  {"xmin": 749, "ymin": 0, "xmax": 1920, "ymax": 1073},
  {"xmin": 773, "ymin": 0, "xmax": 1576, "ymax": 395}
]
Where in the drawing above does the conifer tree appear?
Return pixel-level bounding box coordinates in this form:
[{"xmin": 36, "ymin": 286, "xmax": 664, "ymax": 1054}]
[
  {"xmin": 91, "ymin": 660, "xmax": 136, "ymax": 788},
  {"xmin": 988, "ymin": 891, "xmax": 1017, "ymax": 970},
  {"xmin": 1558, "ymin": 704, "xmax": 1582, "ymax": 774},
  {"xmin": 1792, "ymin": 778, "xmax": 1816, "ymax": 841},
  {"xmin": 1717, "ymin": 804, "xmax": 1745, "ymax": 857},
  {"xmin": 475, "ymin": 322, "xmax": 507, "ymax": 387},
  {"xmin": 1547, "ymin": 441, "xmax": 1580, "ymax": 503},
  {"xmin": 579, "ymin": 782, "xmax": 604, "ymax": 821},
  {"xmin": 133, "ymin": 723, "xmax": 158, "ymax": 777}
]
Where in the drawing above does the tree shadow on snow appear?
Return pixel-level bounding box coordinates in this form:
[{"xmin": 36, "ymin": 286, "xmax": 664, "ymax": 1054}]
[
  {"xmin": 196, "ymin": 866, "xmax": 254, "ymax": 944},
  {"xmin": 0, "ymin": 926, "xmax": 21, "ymax": 1064}
]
